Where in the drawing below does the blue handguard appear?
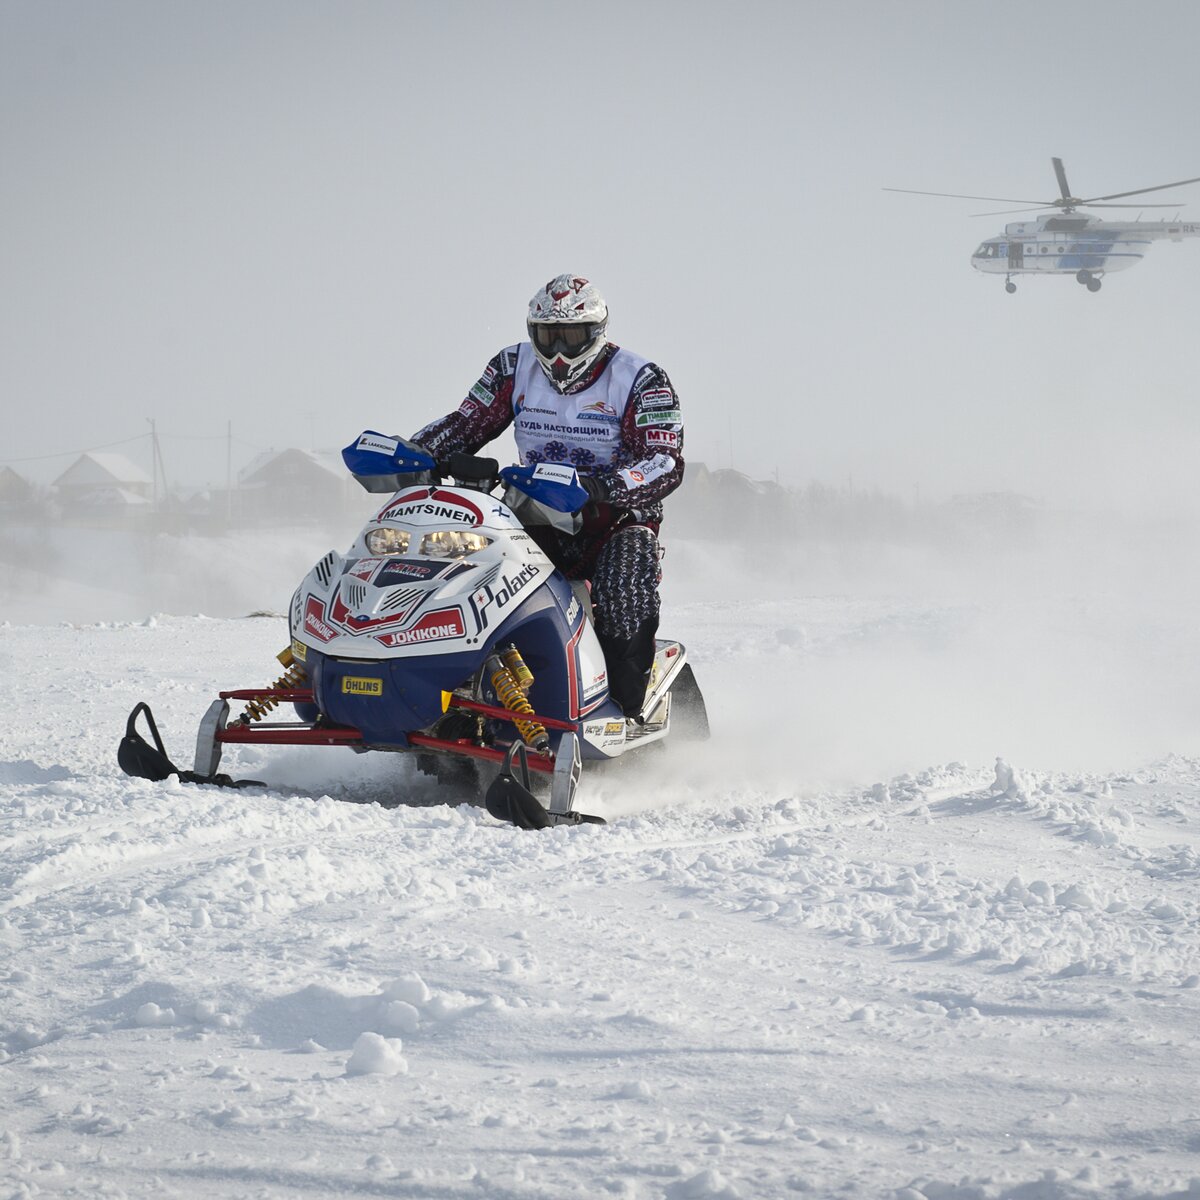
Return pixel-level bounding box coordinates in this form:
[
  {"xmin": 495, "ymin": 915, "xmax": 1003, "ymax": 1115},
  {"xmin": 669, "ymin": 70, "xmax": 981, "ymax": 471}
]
[
  {"xmin": 499, "ymin": 463, "xmax": 590, "ymax": 514},
  {"xmin": 342, "ymin": 431, "xmax": 437, "ymax": 492}
]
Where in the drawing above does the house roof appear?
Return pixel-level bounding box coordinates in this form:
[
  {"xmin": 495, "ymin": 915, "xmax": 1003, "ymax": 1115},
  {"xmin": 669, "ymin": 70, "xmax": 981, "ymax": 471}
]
[
  {"xmin": 0, "ymin": 466, "xmax": 33, "ymax": 499},
  {"xmin": 74, "ymin": 485, "xmax": 152, "ymax": 508},
  {"xmin": 53, "ymin": 452, "xmax": 152, "ymax": 489},
  {"xmin": 239, "ymin": 448, "xmax": 347, "ymax": 486}
]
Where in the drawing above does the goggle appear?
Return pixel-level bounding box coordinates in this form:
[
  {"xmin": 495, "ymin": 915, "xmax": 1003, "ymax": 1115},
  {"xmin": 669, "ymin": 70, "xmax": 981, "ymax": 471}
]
[{"xmin": 528, "ymin": 320, "xmax": 604, "ymax": 361}]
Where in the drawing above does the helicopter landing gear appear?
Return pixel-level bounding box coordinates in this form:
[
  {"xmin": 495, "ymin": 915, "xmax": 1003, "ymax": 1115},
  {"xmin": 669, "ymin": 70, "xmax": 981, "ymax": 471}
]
[
  {"xmin": 1086, "ymin": 277, "xmax": 1102, "ymax": 292},
  {"xmin": 1004, "ymin": 276, "xmax": 1017, "ymax": 294},
  {"xmin": 1076, "ymin": 268, "xmax": 1102, "ymax": 292}
]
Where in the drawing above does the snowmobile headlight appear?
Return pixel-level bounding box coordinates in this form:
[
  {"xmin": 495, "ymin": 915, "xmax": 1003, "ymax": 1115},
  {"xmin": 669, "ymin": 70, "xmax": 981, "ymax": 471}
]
[
  {"xmin": 364, "ymin": 527, "xmax": 412, "ymax": 555},
  {"xmin": 419, "ymin": 530, "xmax": 492, "ymax": 559}
]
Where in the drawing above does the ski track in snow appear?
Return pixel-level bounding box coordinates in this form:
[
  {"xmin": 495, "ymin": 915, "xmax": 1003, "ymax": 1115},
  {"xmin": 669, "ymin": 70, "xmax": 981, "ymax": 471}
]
[{"xmin": 2, "ymin": 608, "xmax": 1200, "ymax": 1200}]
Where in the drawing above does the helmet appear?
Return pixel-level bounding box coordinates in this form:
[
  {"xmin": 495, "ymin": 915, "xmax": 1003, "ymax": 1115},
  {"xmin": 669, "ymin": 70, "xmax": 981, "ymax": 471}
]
[{"xmin": 527, "ymin": 274, "xmax": 609, "ymax": 391}]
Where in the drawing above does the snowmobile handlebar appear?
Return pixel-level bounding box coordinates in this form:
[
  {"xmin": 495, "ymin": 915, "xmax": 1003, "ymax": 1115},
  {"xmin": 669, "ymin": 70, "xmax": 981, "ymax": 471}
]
[
  {"xmin": 342, "ymin": 430, "xmax": 589, "ymax": 519},
  {"xmin": 342, "ymin": 432, "xmax": 503, "ymax": 494}
]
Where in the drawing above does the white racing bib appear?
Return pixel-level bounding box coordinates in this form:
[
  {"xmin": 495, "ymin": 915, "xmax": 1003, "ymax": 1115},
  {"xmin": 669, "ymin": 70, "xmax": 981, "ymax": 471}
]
[{"xmin": 511, "ymin": 345, "xmax": 649, "ymax": 471}]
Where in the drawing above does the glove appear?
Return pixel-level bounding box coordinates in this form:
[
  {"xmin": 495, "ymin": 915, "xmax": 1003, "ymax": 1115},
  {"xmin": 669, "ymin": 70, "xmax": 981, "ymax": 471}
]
[
  {"xmin": 578, "ymin": 473, "xmax": 609, "ymax": 521},
  {"xmin": 579, "ymin": 474, "xmax": 608, "ymax": 504}
]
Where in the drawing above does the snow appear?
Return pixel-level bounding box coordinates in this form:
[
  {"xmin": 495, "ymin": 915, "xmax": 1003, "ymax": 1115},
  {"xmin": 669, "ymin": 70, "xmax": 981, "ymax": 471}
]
[{"xmin": 3, "ymin": 529, "xmax": 1200, "ymax": 1198}]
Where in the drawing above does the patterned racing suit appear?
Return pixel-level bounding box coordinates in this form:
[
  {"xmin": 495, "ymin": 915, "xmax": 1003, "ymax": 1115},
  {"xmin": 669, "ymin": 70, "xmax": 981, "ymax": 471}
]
[{"xmin": 412, "ymin": 341, "xmax": 684, "ymax": 716}]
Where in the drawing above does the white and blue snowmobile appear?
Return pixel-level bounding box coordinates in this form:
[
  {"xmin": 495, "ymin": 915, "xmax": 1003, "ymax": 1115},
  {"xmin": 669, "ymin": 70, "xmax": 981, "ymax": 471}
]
[{"xmin": 118, "ymin": 432, "xmax": 708, "ymax": 828}]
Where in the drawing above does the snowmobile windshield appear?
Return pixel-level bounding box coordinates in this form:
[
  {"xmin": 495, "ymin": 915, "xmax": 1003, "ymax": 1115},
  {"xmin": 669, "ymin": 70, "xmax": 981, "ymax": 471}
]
[{"xmin": 527, "ymin": 321, "xmax": 602, "ymax": 359}]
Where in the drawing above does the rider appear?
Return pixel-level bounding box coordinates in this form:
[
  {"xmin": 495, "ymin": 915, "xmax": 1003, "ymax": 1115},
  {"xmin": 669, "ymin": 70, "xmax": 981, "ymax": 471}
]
[{"xmin": 410, "ymin": 273, "xmax": 684, "ymax": 719}]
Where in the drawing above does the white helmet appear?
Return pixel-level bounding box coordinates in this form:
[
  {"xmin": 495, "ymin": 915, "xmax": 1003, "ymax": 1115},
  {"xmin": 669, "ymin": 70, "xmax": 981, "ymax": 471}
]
[{"xmin": 527, "ymin": 274, "xmax": 609, "ymax": 391}]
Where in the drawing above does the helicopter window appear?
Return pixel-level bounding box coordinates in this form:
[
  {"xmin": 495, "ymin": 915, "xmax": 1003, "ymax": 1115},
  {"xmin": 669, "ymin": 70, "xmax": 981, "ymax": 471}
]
[
  {"xmin": 1040, "ymin": 245, "xmax": 1049, "ymax": 254},
  {"xmin": 975, "ymin": 243, "xmax": 997, "ymax": 258}
]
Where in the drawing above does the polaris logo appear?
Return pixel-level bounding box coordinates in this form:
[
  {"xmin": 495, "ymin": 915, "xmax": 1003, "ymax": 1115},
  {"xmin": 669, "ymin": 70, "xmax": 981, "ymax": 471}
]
[
  {"xmin": 471, "ymin": 562, "xmax": 541, "ymax": 630},
  {"xmin": 341, "ymin": 676, "xmax": 382, "ymax": 696}
]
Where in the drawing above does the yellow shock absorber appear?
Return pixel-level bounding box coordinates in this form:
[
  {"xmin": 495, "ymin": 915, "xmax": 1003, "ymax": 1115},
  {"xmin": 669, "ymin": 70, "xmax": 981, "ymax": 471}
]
[
  {"xmin": 499, "ymin": 644, "xmax": 534, "ymax": 693},
  {"xmin": 487, "ymin": 655, "xmax": 548, "ymax": 752},
  {"xmin": 242, "ymin": 646, "xmax": 308, "ymax": 723}
]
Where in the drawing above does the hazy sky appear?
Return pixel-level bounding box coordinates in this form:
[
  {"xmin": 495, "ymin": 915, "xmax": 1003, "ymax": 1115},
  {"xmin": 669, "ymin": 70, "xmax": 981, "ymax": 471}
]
[{"xmin": 4, "ymin": 0, "xmax": 1200, "ymax": 512}]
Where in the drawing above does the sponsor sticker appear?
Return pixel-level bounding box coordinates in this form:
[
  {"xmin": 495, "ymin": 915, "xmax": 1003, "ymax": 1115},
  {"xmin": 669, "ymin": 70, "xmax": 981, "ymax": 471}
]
[
  {"xmin": 636, "ymin": 409, "xmax": 681, "ymax": 427},
  {"xmin": 457, "ymin": 398, "xmax": 479, "ymax": 417},
  {"xmin": 578, "ymin": 399, "xmax": 619, "ymax": 422},
  {"xmin": 290, "ymin": 638, "xmax": 307, "ymax": 662},
  {"xmin": 470, "ymin": 562, "xmax": 542, "ymax": 631},
  {"xmin": 640, "ymin": 388, "xmax": 675, "ymax": 409},
  {"xmin": 469, "ymin": 382, "xmax": 495, "ymax": 407},
  {"xmin": 619, "ymin": 453, "xmax": 674, "ymax": 489},
  {"xmin": 532, "ymin": 462, "xmax": 577, "ymax": 485},
  {"xmin": 375, "ymin": 609, "xmax": 466, "ymax": 648},
  {"xmin": 341, "ymin": 676, "xmax": 382, "ymax": 696},
  {"xmin": 378, "ymin": 488, "xmax": 484, "ymax": 527},
  {"xmin": 645, "ymin": 428, "xmax": 679, "ymax": 449},
  {"xmin": 582, "ymin": 720, "xmax": 625, "ymax": 749},
  {"xmin": 348, "ymin": 557, "xmax": 382, "ymax": 581},
  {"xmin": 376, "ymin": 558, "xmax": 443, "ymax": 583},
  {"xmin": 356, "ymin": 433, "xmax": 399, "ymax": 455},
  {"xmin": 304, "ymin": 597, "xmax": 337, "ymax": 643}
]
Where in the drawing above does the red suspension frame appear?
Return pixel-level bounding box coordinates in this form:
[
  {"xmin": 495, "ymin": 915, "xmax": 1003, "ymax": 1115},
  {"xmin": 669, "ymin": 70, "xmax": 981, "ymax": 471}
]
[{"xmin": 213, "ymin": 687, "xmax": 578, "ymax": 776}]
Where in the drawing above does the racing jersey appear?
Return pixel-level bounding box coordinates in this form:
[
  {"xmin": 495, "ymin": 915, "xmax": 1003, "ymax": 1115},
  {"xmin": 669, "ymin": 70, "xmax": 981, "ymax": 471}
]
[{"xmin": 412, "ymin": 343, "xmax": 684, "ymax": 524}]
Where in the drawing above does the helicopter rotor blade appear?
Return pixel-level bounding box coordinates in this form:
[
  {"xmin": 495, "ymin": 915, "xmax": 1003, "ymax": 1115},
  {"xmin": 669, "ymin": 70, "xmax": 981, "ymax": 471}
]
[
  {"xmin": 968, "ymin": 205, "xmax": 1061, "ymax": 217},
  {"xmin": 968, "ymin": 201, "xmax": 1188, "ymax": 216},
  {"xmin": 883, "ymin": 187, "xmax": 1055, "ymax": 205},
  {"xmin": 1052, "ymin": 157, "xmax": 1072, "ymax": 202},
  {"xmin": 1082, "ymin": 202, "xmax": 1187, "ymax": 208},
  {"xmin": 1078, "ymin": 175, "xmax": 1200, "ymax": 204}
]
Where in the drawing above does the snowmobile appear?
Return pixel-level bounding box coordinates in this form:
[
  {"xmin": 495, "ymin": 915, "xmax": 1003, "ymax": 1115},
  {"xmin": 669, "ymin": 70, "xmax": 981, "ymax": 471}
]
[{"xmin": 117, "ymin": 432, "xmax": 708, "ymax": 828}]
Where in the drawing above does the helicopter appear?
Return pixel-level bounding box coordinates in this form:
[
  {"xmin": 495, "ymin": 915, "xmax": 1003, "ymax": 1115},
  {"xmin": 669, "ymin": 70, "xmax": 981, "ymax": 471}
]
[{"xmin": 885, "ymin": 158, "xmax": 1200, "ymax": 293}]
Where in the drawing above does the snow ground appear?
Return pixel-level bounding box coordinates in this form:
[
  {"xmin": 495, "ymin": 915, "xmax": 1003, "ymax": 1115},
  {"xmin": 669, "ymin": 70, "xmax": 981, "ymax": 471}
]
[{"xmin": 3, "ymin": 528, "xmax": 1200, "ymax": 1198}]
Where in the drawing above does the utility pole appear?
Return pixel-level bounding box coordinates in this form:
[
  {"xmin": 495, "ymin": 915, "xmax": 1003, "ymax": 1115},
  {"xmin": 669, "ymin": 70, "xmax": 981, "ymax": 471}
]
[
  {"xmin": 146, "ymin": 418, "xmax": 169, "ymax": 514},
  {"xmin": 146, "ymin": 418, "xmax": 159, "ymax": 508}
]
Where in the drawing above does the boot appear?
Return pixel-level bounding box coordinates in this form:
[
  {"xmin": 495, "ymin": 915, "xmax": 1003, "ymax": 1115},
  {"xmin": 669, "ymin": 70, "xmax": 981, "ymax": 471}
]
[{"xmin": 598, "ymin": 618, "xmax": 658, "ymax": 719}]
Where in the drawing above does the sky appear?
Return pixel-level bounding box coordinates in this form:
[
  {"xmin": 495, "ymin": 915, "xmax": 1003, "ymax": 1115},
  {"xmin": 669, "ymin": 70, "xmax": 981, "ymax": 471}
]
[{"xmin": 4, "ymin": 0, "xmax": 1200, "ymax": 513}]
